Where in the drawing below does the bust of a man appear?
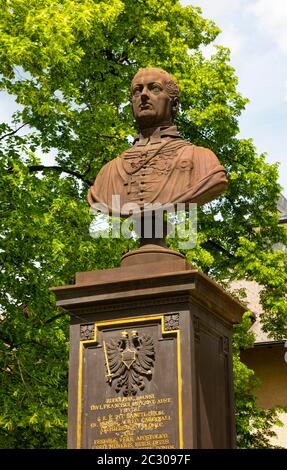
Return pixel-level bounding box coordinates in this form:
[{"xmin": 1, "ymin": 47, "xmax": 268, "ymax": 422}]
[{"xmin": 88, "ymin": 67, "xmax": 228, "ymax": 216}]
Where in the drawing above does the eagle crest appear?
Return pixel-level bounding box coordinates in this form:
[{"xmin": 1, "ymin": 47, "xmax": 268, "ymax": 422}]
[{"xmin": 103, "ymin": 330, "xmax": 155, "ymax": 396}]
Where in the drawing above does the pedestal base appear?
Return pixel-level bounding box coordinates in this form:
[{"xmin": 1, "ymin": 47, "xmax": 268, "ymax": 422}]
[
  {"xmin": 121, "ymin": 243, "xmax": 185, "ymax": 267},
  {"xmin": 51, "ymin": 258, "xmax": 244, "ymax": 449}
]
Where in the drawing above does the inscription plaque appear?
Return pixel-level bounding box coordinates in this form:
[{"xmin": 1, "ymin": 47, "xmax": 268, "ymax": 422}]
[{"xmin": 78, "ymin": 315, "xmax": 182, "ymax": 449}]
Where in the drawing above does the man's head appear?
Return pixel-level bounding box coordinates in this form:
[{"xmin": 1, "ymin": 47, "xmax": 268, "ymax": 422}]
[{"xmin": 131, "ymin": 67, "xmax": 180, "ymax": 130}]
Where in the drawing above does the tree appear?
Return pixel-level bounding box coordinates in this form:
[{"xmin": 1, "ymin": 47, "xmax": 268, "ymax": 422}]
[{"xmin": 0, "ymin": 0, "xmax": 286, "ymax": 448}]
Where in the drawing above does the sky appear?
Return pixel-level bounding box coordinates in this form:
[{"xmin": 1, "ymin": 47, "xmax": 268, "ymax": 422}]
[
  {"xmin": 183, "ymin": 0, "xmax": 287, "ymax": 197},
  {"xmin": 0, "ymin": 0, "xmax": 286, "ymax": 196}
]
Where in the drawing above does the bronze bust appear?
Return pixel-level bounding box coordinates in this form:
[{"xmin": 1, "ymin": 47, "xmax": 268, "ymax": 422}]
[{"xmin": 88, "ymin": 68, "xmax": 228, "ymax": 216}]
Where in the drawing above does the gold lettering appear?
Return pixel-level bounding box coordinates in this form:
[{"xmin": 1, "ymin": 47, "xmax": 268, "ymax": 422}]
[{"xmin": 89, "ymin": 394, "xmax": 175, "ymax": 448}]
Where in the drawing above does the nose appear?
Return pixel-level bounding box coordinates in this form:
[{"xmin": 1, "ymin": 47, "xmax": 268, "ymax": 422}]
[{"xmin": 140, "ymin": 86, "xmax": 150, "ymax": 100}]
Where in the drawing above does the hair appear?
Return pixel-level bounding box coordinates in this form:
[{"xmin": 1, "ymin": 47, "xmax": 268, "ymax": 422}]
[{"xmin": 131, "ymin": 67, "xmax": 180, "ymax": 103}]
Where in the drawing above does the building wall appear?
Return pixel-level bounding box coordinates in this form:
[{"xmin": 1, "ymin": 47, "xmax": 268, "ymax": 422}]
[
  {"xmin": 241, "ymin": 344, "xmax": 287, "ymax": 447},
  {"xmin": 231, "ymin": 197, "xmax": 287, "ymax": 447}
]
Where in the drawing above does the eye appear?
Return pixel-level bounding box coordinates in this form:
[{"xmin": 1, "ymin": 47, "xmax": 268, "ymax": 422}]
[
  {"xmin": 132, "ymin": 87, "xmax": 142, "ymax": 97},
  {"xmin": 150, "ymin": 84, "xmax": 161, "ymax": 93}
]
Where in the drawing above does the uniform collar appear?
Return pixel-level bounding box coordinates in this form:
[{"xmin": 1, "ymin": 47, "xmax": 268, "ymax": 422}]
[{"xmin": 133, "ymin": 125, "xmax": 181, "ymax": 146}]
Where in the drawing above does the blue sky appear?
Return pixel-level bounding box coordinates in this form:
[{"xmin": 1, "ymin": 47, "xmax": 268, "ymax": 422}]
[
  {"xmin": 184, "ymin": 0, "xmax": 287, "ymax": 196},
  {"xmin": 1, "ymin": 0, "xmax": 286, "ymax": 196}
]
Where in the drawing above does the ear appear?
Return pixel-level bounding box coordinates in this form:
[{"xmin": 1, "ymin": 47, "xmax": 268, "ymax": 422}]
[{"xmin": 171, "ymin": 97, "xmax": 179, "ymax": 116}]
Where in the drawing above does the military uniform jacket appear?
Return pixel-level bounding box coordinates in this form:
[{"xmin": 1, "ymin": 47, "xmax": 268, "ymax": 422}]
[{"xmin": 88, "ymin": 126, "xmax": 228, "ymax": 216}]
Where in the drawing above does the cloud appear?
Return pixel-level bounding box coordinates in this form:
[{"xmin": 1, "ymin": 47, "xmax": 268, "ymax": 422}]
[
  {"xmin": 0, "ymin": 92, "xmax": 22, "ymax": 125},
  {"xmin": 185, "ymin": 0, "xmax": 243, "ymax": 17},
  {"xmin": 249, "ymin": 0, "xmax": 287, "ymax": 54},
  {"xmin": 200, "ymin": 25, "xmax": 246, "ymax": 60},
  {"xmin": 218, "ymin": 24, "xmax": 246, "ymax": 55},
  {"xmin": 192, "ymin": 0, "xmax": 246, "ymax": 58},
  {"xmin": 284, "ymin": 80, "xmax": 287, "ymax": 104}
]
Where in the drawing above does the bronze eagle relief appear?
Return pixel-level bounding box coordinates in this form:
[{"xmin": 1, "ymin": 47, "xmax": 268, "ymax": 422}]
[{"xmin": 103, "ymin": 330, "xmax": 155, "ymax": 397}]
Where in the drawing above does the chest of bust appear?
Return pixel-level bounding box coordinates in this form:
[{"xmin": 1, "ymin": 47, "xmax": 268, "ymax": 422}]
[{"xmin": 121, "ymin": 140, "xmax": 193, "ymax": 204}]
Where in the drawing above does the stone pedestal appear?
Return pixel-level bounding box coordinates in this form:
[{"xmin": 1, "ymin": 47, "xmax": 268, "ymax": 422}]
[{"xmin": 51, "ymin": 256, "xmax": 244, "ymax": 449}]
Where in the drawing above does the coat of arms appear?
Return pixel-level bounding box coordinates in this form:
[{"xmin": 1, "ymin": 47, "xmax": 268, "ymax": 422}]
[{"xmin": 102, "ymin": 330, "xmax": 155, "ymax": 396}]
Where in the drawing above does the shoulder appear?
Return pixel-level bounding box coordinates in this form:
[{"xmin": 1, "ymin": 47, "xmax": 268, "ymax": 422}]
[
  {"xmin": 182, "ymin": 144, "xmax": 217, "ymax": 157},
  {"xmin": 93, "ymin": 159, "xmax": 118, "ymax": 187},
  {"xmin": 190, "ymin": 145, "xmax": 220, "ymax": 165},
  {"xmin": 176, "ymin": 144, "xmax": 224, "ymax": 178},
  {"xmin": 177, "ymin": 142, "xmax": 219, "ymax": 159},
  {"xmin": 97, "ymin": 156, "xmax": 120, "ymax": 174}
]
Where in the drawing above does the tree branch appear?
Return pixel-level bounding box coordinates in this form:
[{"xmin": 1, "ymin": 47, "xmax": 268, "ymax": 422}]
[
  {"xmin": 44, "ymin": 311, "xmax": 68, "ymax": 325},
  {"xmin": 27, "ymin": 165, "xmax": 93, "ymax": 185},
  {"xmin": 0, "ymin": 123, "xmax": 27, "ymax": 141},
  {"xmin": 17, "ymin": 357, "xmax": 29, "ymax": 393},
  {"xmin": 97, "ymin": 133, "xmax": 123, "ymax": 140},
  {"xmin": 202, "ymin": 239, "xmax": 234, "ymax": 259}
]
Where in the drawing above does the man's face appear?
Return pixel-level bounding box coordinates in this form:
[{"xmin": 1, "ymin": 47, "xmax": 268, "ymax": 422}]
[{"xmin": 131, "ymin": 70, "xmax": 173, "ymax": 129}]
